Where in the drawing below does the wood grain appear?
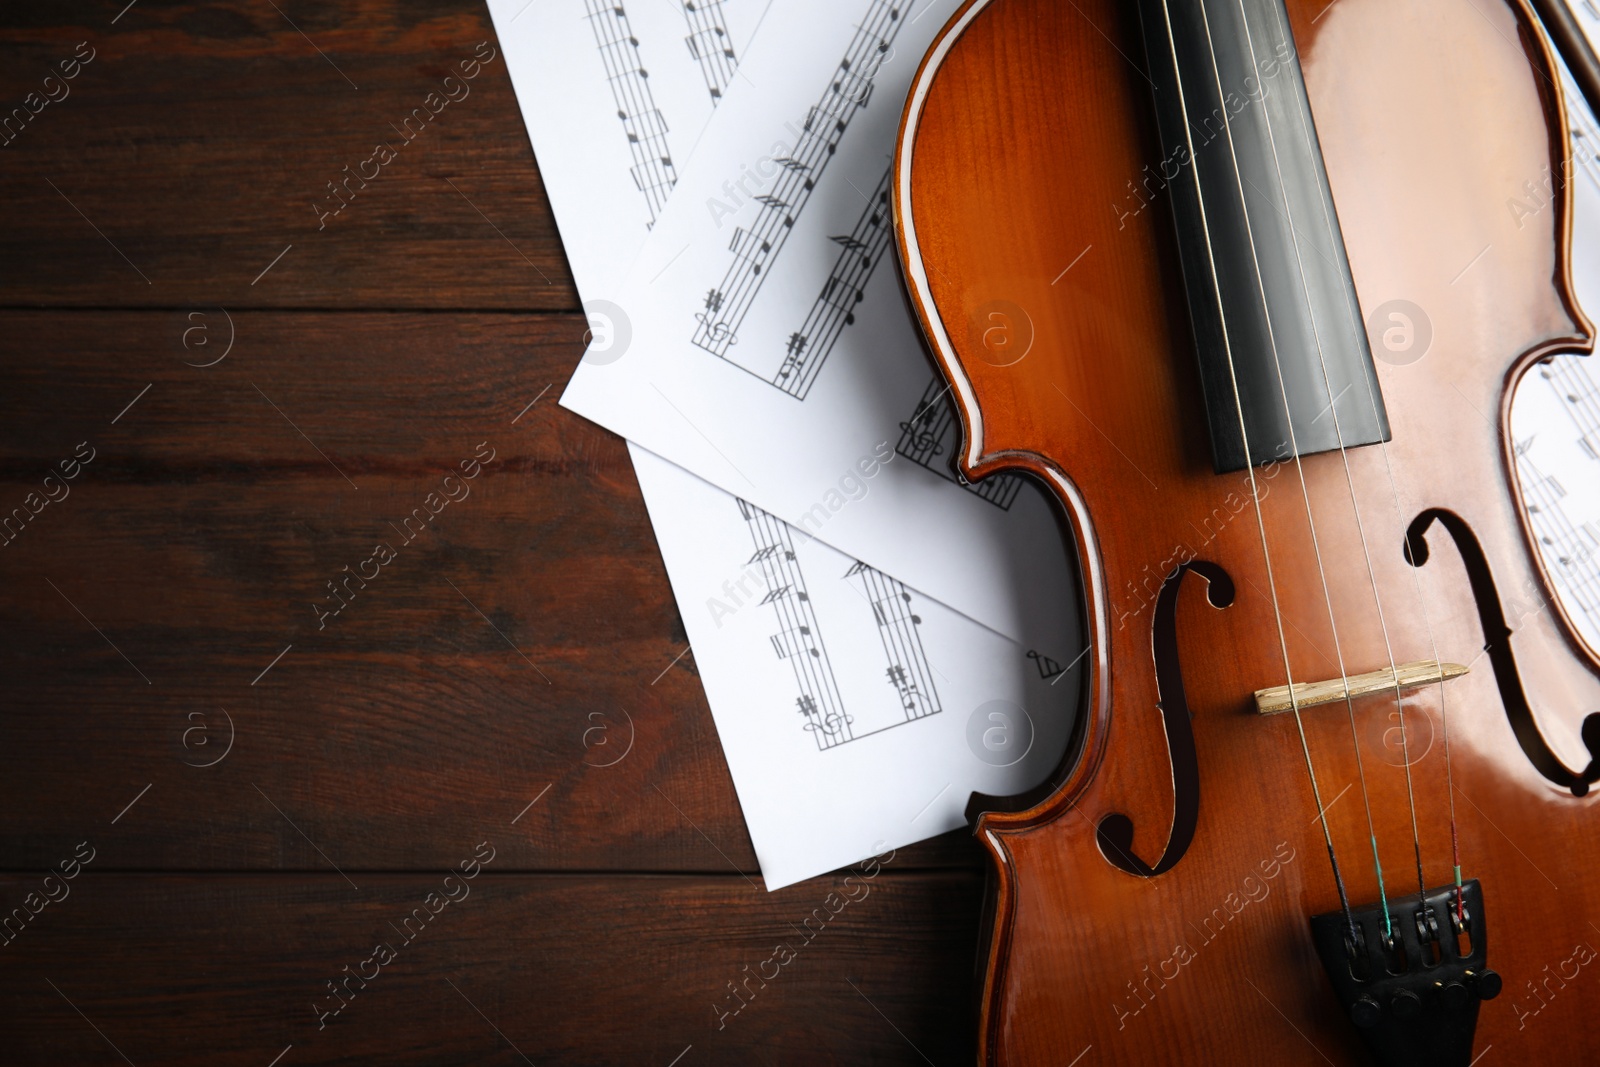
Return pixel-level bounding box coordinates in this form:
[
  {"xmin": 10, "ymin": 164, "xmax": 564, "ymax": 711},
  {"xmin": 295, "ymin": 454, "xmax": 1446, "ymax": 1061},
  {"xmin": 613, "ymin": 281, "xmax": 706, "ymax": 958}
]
[
  {"xmin": 0, "ymin": 0, "xmax": 577, "ymax": 308},
  {"xmin": 0, "ymin": 309, "xmax": 983, "ymax": 875},
  {"xmin": 0, "ymin": 871, "xmax": 981, "ymax": 1065},
  {"xmin": 897, "ymin": 0, "xmax": 1600, "ymax": 1063},
  {"xmin": 0, "ymin": 2, "xmax": 988, "ymax": 1061}
]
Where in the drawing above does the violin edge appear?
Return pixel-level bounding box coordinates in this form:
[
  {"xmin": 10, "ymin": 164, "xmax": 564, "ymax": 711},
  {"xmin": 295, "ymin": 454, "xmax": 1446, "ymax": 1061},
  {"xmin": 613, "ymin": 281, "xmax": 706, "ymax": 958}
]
[
  {"xmin": 1498, "ymin": 0, "xmax": 1600, "ymax": 678},
  {"xmin": 892, "ymin": 2, "xmax": 1600, "ymax": 1064},
  {"xmin": 891, "ymin": 5, "xmax": 1118, "ymax": 1063}
]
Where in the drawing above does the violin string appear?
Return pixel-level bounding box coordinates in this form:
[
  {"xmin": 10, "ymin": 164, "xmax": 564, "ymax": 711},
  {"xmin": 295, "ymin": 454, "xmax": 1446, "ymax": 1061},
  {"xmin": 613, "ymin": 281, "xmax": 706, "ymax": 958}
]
[
  {"xmin": 1158, "ymin": 0, "xmax": 1357, "ymax": 938},
  {"xmin": 1192, "ymin": 0, "xmax": 1395, "ymax": 936},
  {"xmin": 1267, "ymin": 7, "xmax": 1466, "ymax": 916},
  {"xmin": 1236, "ymin": 0, "xmax": 1430, "ymax": 921},
  {"xmin": 1301, "ymin": 213, "xmax": 1466, "ymax": 913}
]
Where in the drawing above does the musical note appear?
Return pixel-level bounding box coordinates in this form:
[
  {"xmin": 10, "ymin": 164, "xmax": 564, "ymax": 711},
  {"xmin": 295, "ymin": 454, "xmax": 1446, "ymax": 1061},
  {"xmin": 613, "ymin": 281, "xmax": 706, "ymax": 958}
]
[
  {"xmin": 796, "ymin": 693, "xmax": 851, "ymax": 738},
  {"xmin": 681, "ymin": 0, "xmax": 738, "ymax": 103},
  {"xmin": 897, "ymin": 377, "xmax": 954, "ymax": 466},
  {"xmin": 584, "ymin": 0, "xmax": 678, "ymax": 226},
  {"xmin": 819, "ymin": 276, "xmax": 864, "ymax": 313},
  {"xmin": 846, "ymin": 561, "xmax": 941, "ymax": 723},
  {"xmin": 749, "ymin": 542, "xmax": 790, "ymax": 563},
  {"xmin": 775, "ymin": 334, "xmax": 806, "ymax": 382},
  {"xmin": 766, "ymin": 164, "xmax": 893, "ymax": 398},
  {"xmin": 896, "ymin": 374, "xmax": 1027, "ymax": 510},
  {"xmin": 799, "ymin": 700, "xmax": 854, "ymax": 739},
  {"xmin": 1027, "ymin": 649, "xmax": 1065, "ymax": 681},
  {"xmin": 1517, "ymin": 445, "xmax": 1600, "ymax": 635},
  {"xmin": 727, "ymin": 226, "xmax": 772, "ymax": 262},
  {"xmin": 825, "ymin": 69, "xmax": 876, "ymax": 114},
  {"xmin": 739, "ymin": 498, "xmax": 850, "ymax": 748},
  {"xmin": 1541, "ymin": 359, "xmax": 1600, "ymax": 462},
  {"xmin": 620, "ymin": 106, "xmax": 669, "ymax": 143},
  {"xmin": 1567, "ymin": 79, "xmax": 1600, "ymax": 193},
  {"xmin": 772, "ymin": 625, "xmax": 823, "ymax": 658},
  {"xmin": 691, "ymin": 0, "xmax": 910, "ymax": 364}
]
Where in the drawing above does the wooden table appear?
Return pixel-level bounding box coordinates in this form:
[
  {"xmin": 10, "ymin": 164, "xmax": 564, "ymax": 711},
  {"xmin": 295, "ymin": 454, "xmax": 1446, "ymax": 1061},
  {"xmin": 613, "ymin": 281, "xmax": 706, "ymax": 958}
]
[{"xmin": 0, "ymin": 2, "xmax": 986, "ymax": 1062}]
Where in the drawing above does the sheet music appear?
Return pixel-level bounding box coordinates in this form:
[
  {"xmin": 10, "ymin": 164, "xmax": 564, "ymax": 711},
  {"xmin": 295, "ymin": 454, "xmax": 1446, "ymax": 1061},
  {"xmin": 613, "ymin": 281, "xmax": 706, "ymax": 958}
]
[
  {"xmin": 559, "ymin": 0, "xmax": 1079, "ymax": 652},
  {"xmin": 629, "ymin": 444, "xmax": 1078, "ymax": 889},
  {"xmin": 780, "ymin": 165, "xmax": 894, "ymax": 399},
  {"xmin": 897, "ymin": 373, "xmax": 1028, "ymax": 509},
  {"xmin": 584, "ymin": 1, "xmax": 678, "ymax": 224},
  {"xmin": 492, "ymin": 0, "xmax": 1081, "ymax": 886},
  {"xmin": 688, "ymin": 5, "xmax": 897, "ymax": 368},
  {"xmin": 488, "ymin": 0, "xmax": 768, "ymax": 292},
  {"xmin": 683, "ymin": 0, "xmax": 741, "ymax": 103}
]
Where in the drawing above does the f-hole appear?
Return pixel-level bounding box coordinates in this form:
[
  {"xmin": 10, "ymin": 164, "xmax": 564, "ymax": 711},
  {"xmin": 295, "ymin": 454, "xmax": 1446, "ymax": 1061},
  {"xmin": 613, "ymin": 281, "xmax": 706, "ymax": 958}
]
[
  {"xmin": 1097, "ymin": 559, "xmax": 1234, "ymax": 877},
  {"xmin": 1405, "ymin": 510, "xmax": 1600, "ymax": 797}
]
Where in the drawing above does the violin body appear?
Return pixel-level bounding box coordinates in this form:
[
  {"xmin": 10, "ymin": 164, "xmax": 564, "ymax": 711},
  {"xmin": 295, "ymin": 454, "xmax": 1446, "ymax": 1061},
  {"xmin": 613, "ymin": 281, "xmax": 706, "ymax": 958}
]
[{"xmin": 893, "ymin": 0, "xmax": 1600, "ymax": 1063}]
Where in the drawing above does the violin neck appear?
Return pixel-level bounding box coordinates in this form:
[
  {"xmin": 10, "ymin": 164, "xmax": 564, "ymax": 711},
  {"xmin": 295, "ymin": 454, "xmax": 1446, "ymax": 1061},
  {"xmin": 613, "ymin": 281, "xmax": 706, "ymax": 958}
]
[
  {"xmin": 1136, "ymin": 0, "xmax": 1390, "ymax": 473},
  {"xmin": 1530, "ymin": 0, "xmax": 1600, "ymax": 124}
]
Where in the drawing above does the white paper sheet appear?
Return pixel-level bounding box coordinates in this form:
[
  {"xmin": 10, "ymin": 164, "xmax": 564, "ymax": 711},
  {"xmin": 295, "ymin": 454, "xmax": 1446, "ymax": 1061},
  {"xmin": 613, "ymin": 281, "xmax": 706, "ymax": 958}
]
[
  {"xmin": 557, "ymin": 0, "xmax": 1079, "ymax": 654},
  {"xmin": 490, "ymin": 0, "xmax": 1083, "ymax": 887},
  {"xmin": 1514, "ymin": 373, "xmax": 1600, "ymax": 652},
  {"xmin": 489, "ymin": 0, "xmax": 768, "ymax": 293},
  {"xmin": 628, "ymin": 443, "xmax": 1079, "ymax": 889}
]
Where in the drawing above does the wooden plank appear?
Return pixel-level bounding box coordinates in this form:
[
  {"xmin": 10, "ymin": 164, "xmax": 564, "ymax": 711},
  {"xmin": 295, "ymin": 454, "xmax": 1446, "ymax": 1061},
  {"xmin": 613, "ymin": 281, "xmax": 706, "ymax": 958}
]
[
  {"xmin": 0, "ymin": 870, "xmax": 981, "ymax": 1064},
  {"xmin": 0, "ymin": 1, "xmax": 577, "ymax": 308},
  {"xmin": 0, "ymin": 310, "xmax": 986, "ymax": 873}
]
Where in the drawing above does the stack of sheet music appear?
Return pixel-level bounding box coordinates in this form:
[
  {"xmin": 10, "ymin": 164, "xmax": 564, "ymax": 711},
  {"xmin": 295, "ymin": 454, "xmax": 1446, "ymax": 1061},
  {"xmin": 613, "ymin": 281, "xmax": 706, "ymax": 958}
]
[{"xmin": 488, "ymin": 0, "xmax": 1600, "ymax": 889}]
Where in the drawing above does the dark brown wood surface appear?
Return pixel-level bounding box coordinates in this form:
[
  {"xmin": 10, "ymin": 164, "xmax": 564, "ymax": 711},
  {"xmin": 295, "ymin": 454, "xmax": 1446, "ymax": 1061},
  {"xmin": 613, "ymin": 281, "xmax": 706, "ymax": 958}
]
[
  {"xmin": 0, "ymin": 871, "xmax": 981, "ymax": 1065},
  {"xmin": 0, "ymin": 1, "xmax": 576, "ymax": 308},
  {"xmin": 0, "ymin": 2, "xmax": 985, "ymax": 1062}
]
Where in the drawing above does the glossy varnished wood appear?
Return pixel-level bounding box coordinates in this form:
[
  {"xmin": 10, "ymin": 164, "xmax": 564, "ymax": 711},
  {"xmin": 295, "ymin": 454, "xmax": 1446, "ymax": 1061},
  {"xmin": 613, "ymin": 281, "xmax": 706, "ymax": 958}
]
[{"xmin": 897, "ymin": 0, "xmax": 1600, "ymax": 1062}]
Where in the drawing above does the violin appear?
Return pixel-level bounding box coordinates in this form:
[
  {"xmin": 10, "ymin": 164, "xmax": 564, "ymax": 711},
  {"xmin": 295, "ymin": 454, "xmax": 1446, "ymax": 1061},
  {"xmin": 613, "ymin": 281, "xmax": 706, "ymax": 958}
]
[{"xmin": 893, "ymin": 0, "xmax": 1600, "ymax": 1063}]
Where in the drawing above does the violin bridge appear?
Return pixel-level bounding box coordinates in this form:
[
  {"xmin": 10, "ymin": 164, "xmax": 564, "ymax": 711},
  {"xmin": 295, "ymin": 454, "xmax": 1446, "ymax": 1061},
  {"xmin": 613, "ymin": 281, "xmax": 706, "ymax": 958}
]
[{"xmin": 1254, "ymin": 660, "xmax": 1469, "ymax": 716}]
